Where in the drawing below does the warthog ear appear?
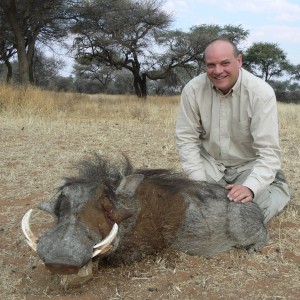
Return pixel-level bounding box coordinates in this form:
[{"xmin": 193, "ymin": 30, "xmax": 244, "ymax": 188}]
[{"xmin": 115, "ymin": 174, "xmax": 144, "ymax": 198}]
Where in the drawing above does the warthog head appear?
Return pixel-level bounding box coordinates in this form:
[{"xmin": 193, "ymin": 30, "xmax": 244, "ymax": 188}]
[{"xmin": 21, "ymin": 155, "xmax": 144, "ymax": 278}]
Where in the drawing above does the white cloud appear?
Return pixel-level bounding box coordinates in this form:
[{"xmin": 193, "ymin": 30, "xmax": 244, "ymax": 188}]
[
  {"xmin": 249, "ymin": 24, "xmax": 300, "ymax": 43},
  {"xmin": 163, "ymin": 0, "xmax": 190, "ymax": 16},
  {"xmin": 245, "ymin": 24, "xmax": 300, "ymax": 63},
  {"xmin": 197, "ymin": 0, "xmax": 300, "ymax": 17},
  {"xmin": 169, "ymin": 0, "xmax": 300, "ymax": 22},
  {"xmin": 163, "ymin": 0, "xmax": 300, "ymax": 63}
]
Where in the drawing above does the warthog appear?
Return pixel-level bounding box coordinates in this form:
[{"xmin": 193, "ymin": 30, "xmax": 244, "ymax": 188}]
[{"xmin": 22, "ymin": 154, "xmax": 268, "ymax": 285}]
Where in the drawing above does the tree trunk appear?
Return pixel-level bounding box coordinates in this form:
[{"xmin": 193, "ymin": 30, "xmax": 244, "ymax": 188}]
[
  {"xmin": 17, "ymin": 47, "xmax": 30, "ymax": 84},
  {"xmin": 4, "ymin": 59, "xmax": 13, "ymax": 83},
  {"xmin": 133, "ymin": 77, "xmax": 142, "ymax": 97},
  {"xmin": 27, "ymin": 35, "xmax": 36, "ymax": 83},
  {"xmin": 140, "ymin": 73, "xmax": 147, "ymax": 99},
  {"xmin": 5, "ymin": 1, "xmax": 30, "ymax": 85},
  {"xmin": 133, "ymin": 74, "xmax": 147, "ymax": 99}
]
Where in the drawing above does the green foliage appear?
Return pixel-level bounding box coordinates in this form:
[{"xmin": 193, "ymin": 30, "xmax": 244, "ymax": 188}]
[
  {"xmin": 0, "ymin": 0, "xmax": 69, "ymax": 84},
  {"xmin": 71, "ymin": 0, "xmax": 172, "ymax": 97},
  {"xmin": 243, "ymin": 42, "xmax": 291, "ymax": 82},
  {"xmin": 270, "ymin": 80, "xmax": 300, "ymax": 104},
  {"xmin": 72, "ymin": 0, "xmax": 250, "ymax": 98},
  {"xmin": 289, "ymin": 64, "xmax": 300, "ymax": 81},
  {"xmin": 0, "ymin": 0, "xmax": 298, "ymax": 98}
]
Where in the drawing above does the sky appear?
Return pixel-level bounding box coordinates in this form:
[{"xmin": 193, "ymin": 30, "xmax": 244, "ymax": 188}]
[
  {"xmin": 163, "ymin": 0, "xmax": 300, "ymax": 65},
  {"xmin": 58, "ymin": 0, "xmax": 300, "ymax": 76}
]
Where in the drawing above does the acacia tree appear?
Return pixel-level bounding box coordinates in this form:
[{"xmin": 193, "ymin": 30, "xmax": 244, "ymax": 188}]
[
  {"xmin": 73, "ymin": 58, "xmax": 116, "ymax": 92},
  {"xmin": 71, "ymin": 0, "xmax": 173, "ymax": 98},
  {"xmin": 155, "ymin": 24, "xmax": 249, "ymax": 83},
  {"xmin": 289, "ymin": 64, "xmax": 300, "ymax": 82},
  {"xmin": 243, "ymin": 42, "xmax": 291, "ymax": 82},
  {"xmin": 0, "ymin": 13, "xmax": 16, "ymax": 83},
  {"xmin": 72, "ymin": 0, "xmax": 249, "ymax": 98},
  {"xmin": 31, "ymin": 50, "xmax": 66, "ymax": 88},
  {"xmin": 0, "ymin": 0, "xmax": 69, "ymax": 84},
  {"xmin": 0, "ymin": 38, "xmax": 16, "ymax": 83}
]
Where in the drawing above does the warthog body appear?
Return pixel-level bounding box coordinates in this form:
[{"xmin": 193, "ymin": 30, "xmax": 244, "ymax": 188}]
[{"xmin": 23, "ymin": 154, "xmax": 268, "ymax": 277}]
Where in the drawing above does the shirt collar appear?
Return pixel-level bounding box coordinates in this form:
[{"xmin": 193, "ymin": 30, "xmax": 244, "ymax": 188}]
[{"xmin": 232, "ymin": 69, "xmax": 242, "ymax": 94}]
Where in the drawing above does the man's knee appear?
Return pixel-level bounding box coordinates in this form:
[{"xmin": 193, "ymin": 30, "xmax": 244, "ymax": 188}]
[{"xmin": 254, "ymin": 180, "xmax": 290, "ymax": 223}]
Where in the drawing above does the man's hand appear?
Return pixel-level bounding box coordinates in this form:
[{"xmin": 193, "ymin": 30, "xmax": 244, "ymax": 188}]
[{"xmin": 225, "ymin": 184, "xmax": 254, "ymax": 203}]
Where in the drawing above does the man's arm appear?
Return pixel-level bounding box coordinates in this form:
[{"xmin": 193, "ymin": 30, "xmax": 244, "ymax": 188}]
[
  {"xmin": 243, "ymin": 92, "xmax": 281, "ymax": 195},
  {"xmin": 227, "ymin": 92, "xmax": 281, "ymax": 202},
  {"xmin": 175, "ymin": 87, "xmax": 207, "ymax": 181}
]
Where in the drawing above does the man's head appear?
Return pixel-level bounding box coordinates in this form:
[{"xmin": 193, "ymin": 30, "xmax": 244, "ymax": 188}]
[{"xmin": 204, "ymin": 38, "xmax": 242, "ymax": 94}]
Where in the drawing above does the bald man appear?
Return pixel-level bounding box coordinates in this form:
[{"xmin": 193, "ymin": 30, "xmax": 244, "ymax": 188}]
[{"xmin": 175, "ymin": 38, "xmax": 290, "ymax": 223}]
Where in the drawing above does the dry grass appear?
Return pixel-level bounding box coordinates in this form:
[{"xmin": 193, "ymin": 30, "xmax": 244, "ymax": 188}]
[
  {"xmin": 0, "ymin": 85, "xmax": 179, "ymax": 123},
  {"xmin": 1, "ymin": 84, "xmax": 300, "ymax": 299}
]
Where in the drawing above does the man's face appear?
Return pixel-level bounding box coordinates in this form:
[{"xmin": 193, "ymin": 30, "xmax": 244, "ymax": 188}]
[{"xmin": 205, "ymin": 41, "xmax": 242, "ymax": 94}]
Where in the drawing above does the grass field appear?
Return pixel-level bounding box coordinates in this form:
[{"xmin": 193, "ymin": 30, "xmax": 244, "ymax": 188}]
[{"xmin": 0, "ymin": 84, "xmax": 300, "ymax": 299}]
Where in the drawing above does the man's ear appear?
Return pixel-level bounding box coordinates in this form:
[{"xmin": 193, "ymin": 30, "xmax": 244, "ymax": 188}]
[{"xmin": 237, "ymin": 53, "xmax": 243, "ymax": 68}]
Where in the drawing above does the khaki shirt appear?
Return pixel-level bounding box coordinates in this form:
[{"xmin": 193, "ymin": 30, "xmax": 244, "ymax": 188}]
[{"xmin": 175, "ymin": 68, "xmax": 281, "ymax": 196}]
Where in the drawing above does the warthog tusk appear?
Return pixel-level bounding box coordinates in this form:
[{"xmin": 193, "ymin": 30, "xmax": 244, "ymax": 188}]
[
  {"xmin": 92, "ymin": 223, "xmax": 118, "ymax": 257},
  {"xmin": 21, "ymin": 209, "xmax": 38, "ymax": 252}
]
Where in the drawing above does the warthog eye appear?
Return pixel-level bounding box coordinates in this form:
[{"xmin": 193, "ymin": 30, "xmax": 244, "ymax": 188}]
[{"xmin": 54, "ymin": 193, "xmax": 71, "ymax": 218}]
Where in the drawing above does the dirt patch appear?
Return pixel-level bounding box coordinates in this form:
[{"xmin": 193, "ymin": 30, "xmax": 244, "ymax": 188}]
[{"xmin": 1, "ymin": 99, "xmax": 300, "ymax": 300}]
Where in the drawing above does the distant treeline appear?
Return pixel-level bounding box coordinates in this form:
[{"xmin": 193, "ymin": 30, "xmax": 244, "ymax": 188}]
[{"xmin": 0, "ymin": 1, "xmax": 299, "ymax": 102}]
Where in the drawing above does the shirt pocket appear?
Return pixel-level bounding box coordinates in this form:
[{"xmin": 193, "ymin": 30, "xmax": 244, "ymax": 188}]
[{"xmin": 231, "ymin": 119, "xmax": 252, "ymax": 143}]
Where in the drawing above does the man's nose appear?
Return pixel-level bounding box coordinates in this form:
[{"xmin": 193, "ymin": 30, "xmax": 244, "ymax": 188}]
[{"xmin": 214, "ymin": 64, "xmax": 223, "ymax": 74}]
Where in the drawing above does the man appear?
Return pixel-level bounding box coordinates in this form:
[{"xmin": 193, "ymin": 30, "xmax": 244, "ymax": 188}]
[{"xmin": 175, "ymin": 38, "xmax": 290, "ymax": 223}]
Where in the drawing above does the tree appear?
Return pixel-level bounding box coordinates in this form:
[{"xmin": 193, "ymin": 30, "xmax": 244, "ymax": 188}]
[
  {"xmin": 0, "ymin": 0, "xmax": 69, "ymax": 84},
  {"xmin": 108, "ymin": 69, "xmax": 135, "ymax": 94},
  {"xmin": 71, "ymin": 0, "xmax": 173, "ymax": 98},
  {"xmin": 0, "ymin": 17, "xmax": 17, "ymax": 83},
  {"xmin": 72, "ymin": 0, "xmax": 249, "ymax": 98},
  {"xmin": 0, "ymin": 38, "xmax": 16, "ymax": 83},
  {"xmin": 156, "ymin": 24, "xmax": 249, "ymax": 82},
  {"xmin": 73, "ymin": 58, "xmax": 115, "ymax": 93},
  {"xmin": 243, "ymin": 42, "xmax": 291, "ymax": 82},
  {"xmin": 270, "ymin": 80, "xmax": 300, "ymax": 104},
  {"xmin": 144, "ymin": 24, "xmax": 248, "ymax": 94},
  {"xmin": 289, "ymin": 64, "xmax": 300, "ymax": 82},
  {"xmin": 32, "ymin": 49, "xmax": 66, "ymax": 89}
]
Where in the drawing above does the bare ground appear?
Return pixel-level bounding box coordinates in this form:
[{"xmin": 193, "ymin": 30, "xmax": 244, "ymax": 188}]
[{"xmin": 0, "ymin": 98, "xmax": 300, "ymax": 300}]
